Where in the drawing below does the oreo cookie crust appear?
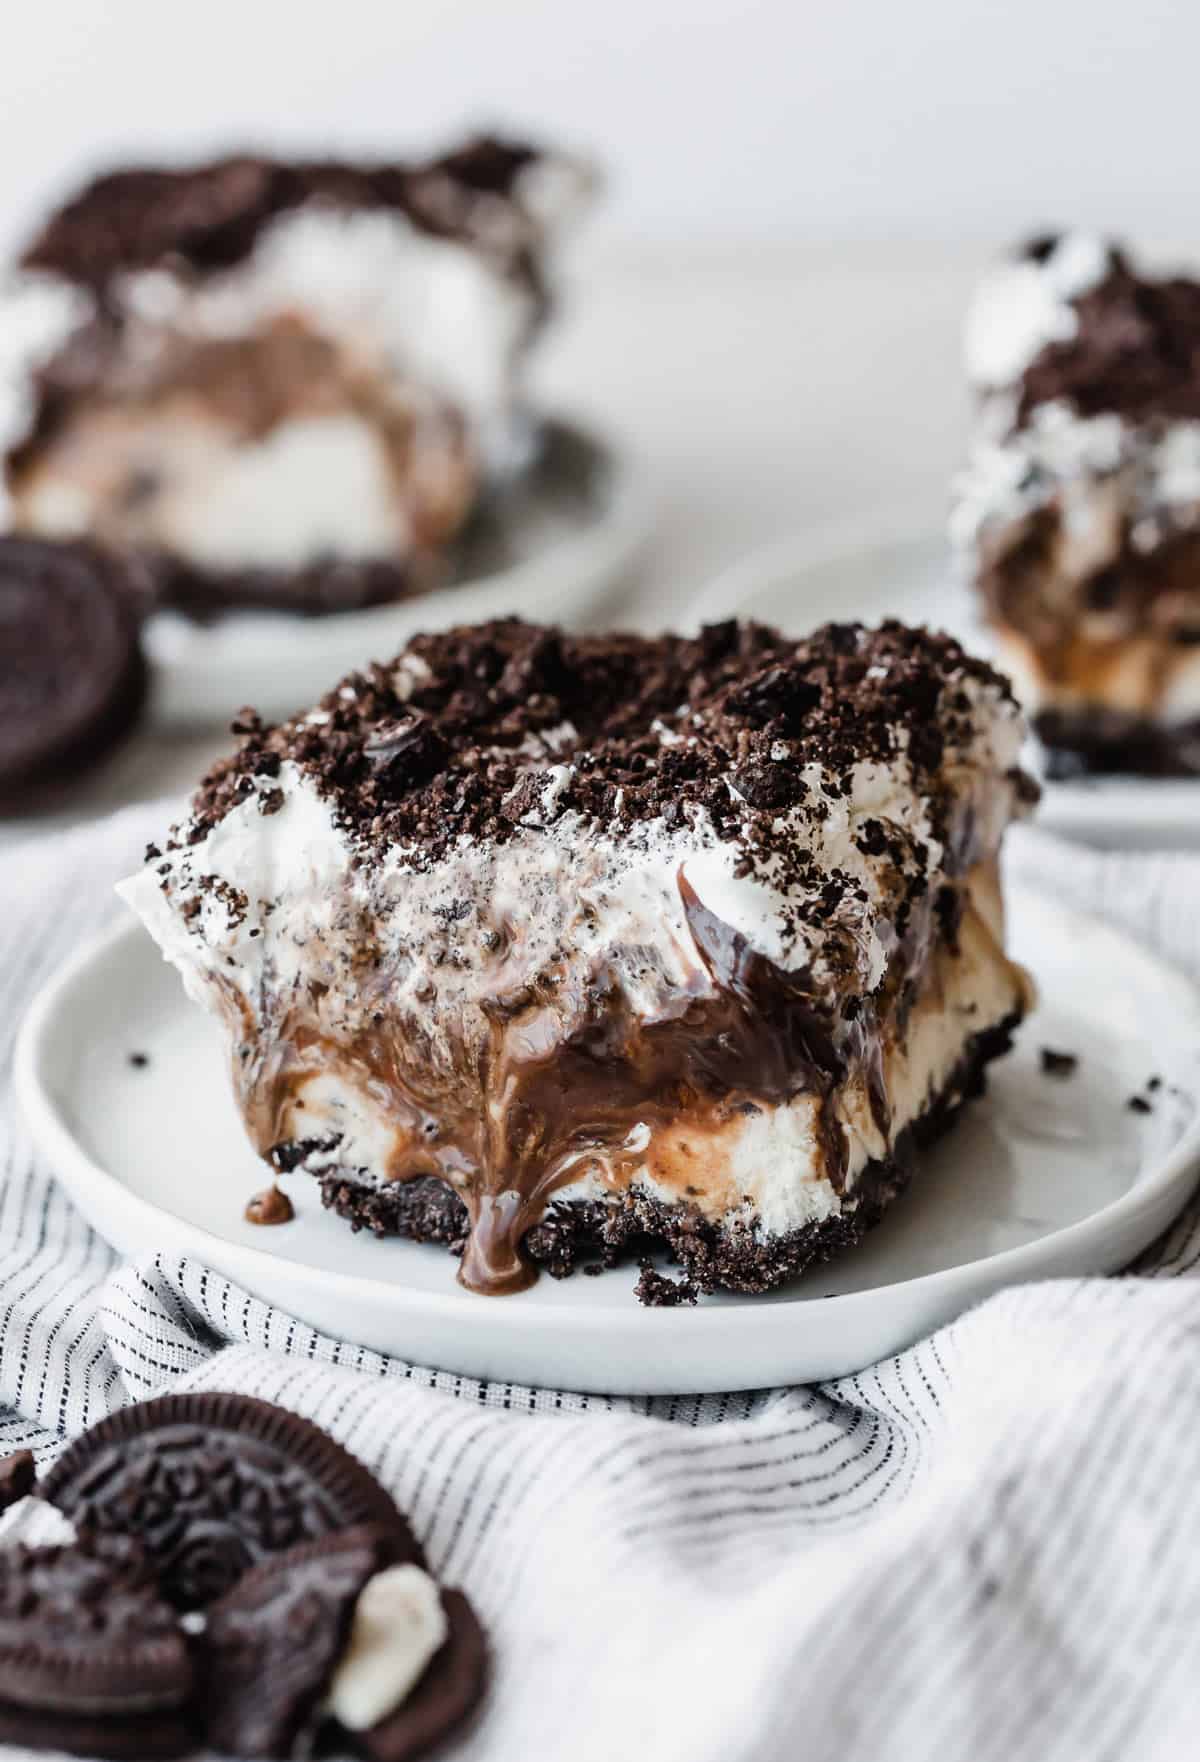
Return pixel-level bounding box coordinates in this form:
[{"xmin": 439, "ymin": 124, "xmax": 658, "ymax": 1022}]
[
  {"xmin": 0, "ymin": 1540, "xmax": 193, "ymax": 1759},
  {"xmin": 0, "ymin": 536, "xmax": 147, "ymax": 802},
  {"xmin": 317, "ymin": 1010, "xmax": 1021, "ymax": 1303},
  {"xmin": 41, "ymin": 1391, "xmax": 419, "ymax": 1608}
]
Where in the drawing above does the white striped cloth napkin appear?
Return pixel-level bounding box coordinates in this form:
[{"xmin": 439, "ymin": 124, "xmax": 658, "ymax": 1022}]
[{"xmin": 2, "ymin": 803, "xmax": 1200, "ymax": 1762}]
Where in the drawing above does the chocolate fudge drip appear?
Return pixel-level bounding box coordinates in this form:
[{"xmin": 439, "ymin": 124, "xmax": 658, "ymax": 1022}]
[{"xmin": 231, "ymin": 856, "xmax": 966, "ymax": 1298}]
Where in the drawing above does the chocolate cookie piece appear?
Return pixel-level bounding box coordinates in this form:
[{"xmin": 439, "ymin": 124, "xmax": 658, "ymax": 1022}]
[
  {"xmin": 0, "ymin": 1448, "xmax": 36, "ymax": 1511},
  {"xmin": 41, "ymin": 1391, "xmax": 419, "ymax": 1609},
  {"xmin": 203, "ymin": 1525, "xmax": 398, "ymax": 1758},
  {"xmin": 0, "ymin": 1703, "xmax": 194, "ymax": 1760},
  {"xmin": 0, "ymin": 536, "xmax": 147, "ymax": 803},
  {"xmin": 0, "ymin": 1540, "xmax": 193, "ymax": 1758},
  {"xmin": 362, "ymin": 1590, "xmax": 487, "ymax": 1762}
]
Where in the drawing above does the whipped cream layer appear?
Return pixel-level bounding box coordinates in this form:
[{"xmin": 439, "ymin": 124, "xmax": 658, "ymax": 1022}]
[{"xmin": 120, "ymin": 619, "xmax": 1034, "ymax": 1294}]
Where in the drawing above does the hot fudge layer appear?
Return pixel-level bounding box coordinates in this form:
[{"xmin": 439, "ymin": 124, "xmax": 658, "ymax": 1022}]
[
  {"xmin": 2, "ymin": 138, "xmax": 594, "ymax": 615},
  {"xmin": 953, "ymin": 232, "xmax": 1200, "ymax": 775},
  {"xmin": 119, "ymin": 618, "xmax": 1036, "ymax": 1300}
]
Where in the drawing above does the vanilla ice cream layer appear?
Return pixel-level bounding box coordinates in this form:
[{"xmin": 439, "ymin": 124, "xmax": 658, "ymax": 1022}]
[{"xmin": 17, "ymin": 410, "xmax": 418, "ymax": 570}]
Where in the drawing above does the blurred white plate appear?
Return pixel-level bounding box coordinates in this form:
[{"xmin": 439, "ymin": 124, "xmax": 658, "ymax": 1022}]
[
  {"xmin": 16, "ymin": 889, "xmax": 1200, "ymax": 1395},
  {"xmin": 692, "ymin": 516, "xmax": 1200, "ymax": 849},
  {"xmin": 146, "ymin": 417, "xmax": 651, "ymax": 727}
]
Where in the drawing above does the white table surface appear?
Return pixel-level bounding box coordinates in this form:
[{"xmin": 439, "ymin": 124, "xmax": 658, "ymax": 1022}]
[{"xmin": 4, "ymin": 241, "xmax": 990, "ymax": 848}]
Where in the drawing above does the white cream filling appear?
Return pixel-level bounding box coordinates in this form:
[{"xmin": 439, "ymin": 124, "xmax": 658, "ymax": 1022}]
[{"xmin": 325, "ymin": 1566, "xmax": 447, "ymax": 1732}]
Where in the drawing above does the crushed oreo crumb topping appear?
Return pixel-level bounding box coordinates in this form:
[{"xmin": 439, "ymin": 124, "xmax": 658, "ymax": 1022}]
[
  {"xmin": 1017, "ymin": 244, "xmax": 1200, "ymax": 425},
  {"xmin": 178, "ymin": 619, "xmax": 1019, "ymax": 908},
  {"xmin": 21, "ymin": 135, "xmax": 548, "ymax": 289}
]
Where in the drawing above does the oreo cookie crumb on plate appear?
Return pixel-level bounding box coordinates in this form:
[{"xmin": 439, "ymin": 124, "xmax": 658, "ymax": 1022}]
[
  {"xmin": 634, "ymin": 1262, "xmax": 699, "ymax": 1308},
  {"xmin": 1039, "ymin": 1047, "xmax": 1079, "ymax": 1079}
]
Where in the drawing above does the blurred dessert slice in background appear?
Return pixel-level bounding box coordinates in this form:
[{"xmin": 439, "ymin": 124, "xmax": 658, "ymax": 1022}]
[
  {"xmin": 952, "ymin": 232, "xmax": 1200, "ymax": 777},
  {"xmin": 1, "ymin": 136, "xmax": 596, "ymax": 617}
]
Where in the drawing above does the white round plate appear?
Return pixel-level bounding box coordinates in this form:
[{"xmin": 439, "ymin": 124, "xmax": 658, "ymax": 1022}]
[
  {"xmin": 692, "ymin": 515, "xmax": 1200, "ymax": 849},
  {"xmin": 146, "ymin": 417, "xmax": 651, "ymax": 728},
  {"xmin": 16, "ymin": 889, "xmax": 1200, "ymax": 1395}
]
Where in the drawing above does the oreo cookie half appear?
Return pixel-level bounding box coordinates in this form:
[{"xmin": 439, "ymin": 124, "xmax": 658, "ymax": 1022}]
[
  {"xmin": 41, "ymin": 1391, "xmax": 419, "ymax": 1609},
  {"xmin": 0, "ymin": 1539, "xmax": 193, "ymax": 1758},
  {"xmin": 203, "ymin": 1525, "xmax": 398, "ymax": 1759},
  {"xmin": 0, "ymin": 1448, "xmax": 36, "ymax": 1512},
  {"xmin": 0, "ymin": 536, "xmax": 147, "ymax": 803}
]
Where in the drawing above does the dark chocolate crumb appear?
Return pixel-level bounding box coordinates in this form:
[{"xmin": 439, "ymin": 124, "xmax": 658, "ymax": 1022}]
[
  {"xmin": 634, "ymin": 1263, "xmax": 699, "ymax": 1308},
  {"xmin": 1039, "ymin": 1047, "xmax": 1078, "ymax": 1079},
  {"xmin": 1017, "ymin": 245, "xmax": 1200, "ymax": 426}
]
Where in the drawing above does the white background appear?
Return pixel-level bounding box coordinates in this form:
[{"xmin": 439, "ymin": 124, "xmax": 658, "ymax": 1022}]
[{"xmin": 1, "ymin": 0, "xmax": 1196, "ymax": 251}]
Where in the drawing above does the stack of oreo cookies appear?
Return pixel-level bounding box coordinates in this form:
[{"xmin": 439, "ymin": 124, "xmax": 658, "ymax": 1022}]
[{"xmin": 0, "ymin": 1391, "xmax": 486, "ymax": 1759}]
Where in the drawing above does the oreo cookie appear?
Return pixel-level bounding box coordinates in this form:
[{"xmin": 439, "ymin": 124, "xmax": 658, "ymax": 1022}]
[
  {"xmin": 0, "ymin": 1539, "xmax": 193, "ymax": 1758},
  {"xmin": 0, "ymin": 1448, "xmax": 36, "ymax": 1512},
  {"xmin": 41, "ymin": 1391, "xmax": 419, "ymax": 1609},
  {"xmin": 362, "ymin": 1589, "xmax": 487, "ymax": 1762},
  {"xmin": 203, "ymin": 1525, "xmax": 397, "ymax": 1759},
  {"xmin": 0, "ymin": 536, "xmax": 147, "ymax": 803}
]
